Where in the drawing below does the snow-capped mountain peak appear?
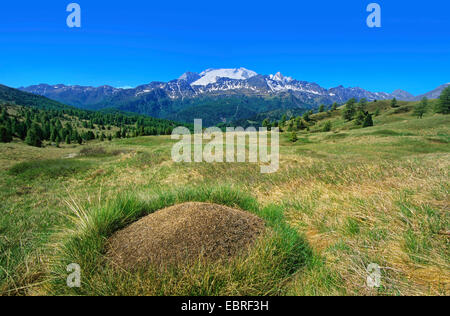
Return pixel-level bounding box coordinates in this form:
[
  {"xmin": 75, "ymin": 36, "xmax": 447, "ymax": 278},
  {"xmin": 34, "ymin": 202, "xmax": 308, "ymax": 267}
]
[
  {"xmin": 178, "ymin": 72, "xmax": 201, "ymax": 84},
  {"xmin": 269, "ymin": 72, "xmax": 293, "ymax": 83},
  {"xmin": 192, "ymin": 67, "xmax": 258, "ymax": 86}
]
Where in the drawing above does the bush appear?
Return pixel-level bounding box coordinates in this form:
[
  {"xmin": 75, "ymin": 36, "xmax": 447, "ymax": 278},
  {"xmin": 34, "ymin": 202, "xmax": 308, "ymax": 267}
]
[
  {"xmin": 289, "ymin": 132, "xmax": 298, "ymax": 142},
  {"xmin": 322, "ymin": 121, "xmax": 332, "ymax": 132}
]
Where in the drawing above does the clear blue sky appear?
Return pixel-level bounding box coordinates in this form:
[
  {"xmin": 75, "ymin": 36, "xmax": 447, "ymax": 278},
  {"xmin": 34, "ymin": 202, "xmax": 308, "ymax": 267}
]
[{"xmin": 0, "ymin": 0, "xmax": 449, "ymax": 95}]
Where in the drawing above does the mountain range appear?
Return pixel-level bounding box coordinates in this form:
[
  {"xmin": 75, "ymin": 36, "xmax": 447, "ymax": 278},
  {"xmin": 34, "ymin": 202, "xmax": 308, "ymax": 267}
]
[{"xmin": 19, "ymin": 68, "xmax": 449, "ymax": 125}]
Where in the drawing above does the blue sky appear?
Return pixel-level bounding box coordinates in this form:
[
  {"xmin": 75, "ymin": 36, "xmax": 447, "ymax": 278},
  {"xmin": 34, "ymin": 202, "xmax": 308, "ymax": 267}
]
[{"xmin": 0, "ymin": 0, "xmax": 449, "ymax": 95}]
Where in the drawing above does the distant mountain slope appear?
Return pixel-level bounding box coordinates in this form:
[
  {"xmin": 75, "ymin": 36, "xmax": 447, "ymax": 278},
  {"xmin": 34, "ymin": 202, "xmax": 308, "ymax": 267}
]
[
  {"xmin": 0, "ymin": 84, "xmax": 71, "ymax": 110},
  {"xmin": 414, "ymin": 83, "xmax": 450, "ymax": 101},
  {"xmin": 19, "ymin": 68, "xmax": 447, "ymax": 125},
  {"xmin": 391, "ymin": 89, "xmax": 415, "ymax": 101},
  {"xmin": 0, "ymin": 84, "xmax": 188, "ymax": 133}
]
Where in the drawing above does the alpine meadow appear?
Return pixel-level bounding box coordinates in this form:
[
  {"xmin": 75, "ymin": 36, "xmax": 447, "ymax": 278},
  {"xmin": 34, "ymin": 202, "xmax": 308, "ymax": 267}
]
[{"xmin": 0, "ymin": 0, "xmax": 449, "ymax": 300}]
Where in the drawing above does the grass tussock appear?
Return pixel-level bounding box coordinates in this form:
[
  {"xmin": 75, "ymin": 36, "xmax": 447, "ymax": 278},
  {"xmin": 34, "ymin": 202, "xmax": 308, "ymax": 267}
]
[{"xmin": 47, "ymin": 186, "xmax": 311, "ymax": 296}]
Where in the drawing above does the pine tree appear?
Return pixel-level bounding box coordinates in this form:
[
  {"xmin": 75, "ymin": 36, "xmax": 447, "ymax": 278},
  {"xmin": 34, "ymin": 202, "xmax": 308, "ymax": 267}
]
[
  {"xmin": 319, "ymin": 104, "xmax": 325, "ymax": 113},
  {"xmin": 362, "ymin": 113, "xmax": 374, "ymax": 128},
  {"xmin": 391, "ymin": 98, "xmax": 398, "ymax": 108},
  {"xmin": 50, "ymin": 128, "xmax": 57, "ymax": 142},
  {"xmin": 435, "ymin": 86, "xmax": 450, "ymax": 114},
  {"xmin": 55, "ymin": 135, "xmax": 61, "ymax": 147},
  {"xmin": 414, "ymin": 97, "xmax": 428, "ymax": 119},
  {"xmin": 0, "ymin": 126, "xmax": 12, "ymax": 143},
  {"xmin": 298, "ymin": 119, "xmax": 307, "ymax": 130},
  {"xmin": 357, "ymin": 98, "xmax": 368, "ymax": 111},
  {"xmin": 331, "ymin": 102, "xmax": 338, "ymax": 111},
  {"xmin": 25, "ymin": 126, "xmax": 42, "ymax": 147},
  {"xmin": 65, "ymin": 135, "xmax": 71, "ymax": 144},
  {"xmin": 303, "ymin": 111, "xmax": 311, "ymax": 122},
  {"xmin": 342, "ymin": 98, "xmax": 356, "ymax": 121},
  {"xmin": 355, "ymin": 111, "xmax": 366, "ymax": 125}
]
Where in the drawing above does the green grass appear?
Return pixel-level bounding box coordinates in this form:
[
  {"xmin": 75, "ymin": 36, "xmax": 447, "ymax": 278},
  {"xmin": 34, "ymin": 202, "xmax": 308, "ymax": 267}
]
[{"xmin": 8, "ymin": 159, "xmax": 92, "ymax": 181}]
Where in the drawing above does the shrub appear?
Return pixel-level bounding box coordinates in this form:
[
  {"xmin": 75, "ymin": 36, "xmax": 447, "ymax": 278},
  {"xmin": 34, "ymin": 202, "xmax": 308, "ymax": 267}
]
[
  {"xmin": 289, "ymin": 132, "xmax": 298, "ymax": 142},
  {"xmin": 322, "ymin": 121, "xmax": 332, "ymax": 132}
]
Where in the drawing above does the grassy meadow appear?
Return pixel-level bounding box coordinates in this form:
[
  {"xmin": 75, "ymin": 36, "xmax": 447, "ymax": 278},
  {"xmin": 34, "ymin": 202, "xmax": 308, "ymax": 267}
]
[{"xmin": 0, "ymin": 100, "xmax": 449, "ymax": 296}]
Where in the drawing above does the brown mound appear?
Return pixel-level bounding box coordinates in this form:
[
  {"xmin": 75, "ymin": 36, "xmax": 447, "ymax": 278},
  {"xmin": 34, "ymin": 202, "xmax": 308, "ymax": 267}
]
[{"xmin": 105, "ymin": 202, "xmax": 265, "ymax": 270}]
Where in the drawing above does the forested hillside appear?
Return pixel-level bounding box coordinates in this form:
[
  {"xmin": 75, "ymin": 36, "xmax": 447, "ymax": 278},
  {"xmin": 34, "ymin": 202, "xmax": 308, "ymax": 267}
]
[{"xmin": 0, "ymin": 85, "xmax": 190, "ymax": 147}]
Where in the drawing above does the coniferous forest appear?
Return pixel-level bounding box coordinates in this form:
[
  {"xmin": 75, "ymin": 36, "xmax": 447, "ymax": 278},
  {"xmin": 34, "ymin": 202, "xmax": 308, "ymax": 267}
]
[{"xmin": 0, "ymin": 85, "xmax": 191, "ymax": 147}]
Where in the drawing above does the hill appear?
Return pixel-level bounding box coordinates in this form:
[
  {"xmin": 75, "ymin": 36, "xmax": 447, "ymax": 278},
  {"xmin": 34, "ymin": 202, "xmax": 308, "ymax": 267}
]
[{"xmin": 0, "ymin": 85, "xmax": 190, "ymax": 147}]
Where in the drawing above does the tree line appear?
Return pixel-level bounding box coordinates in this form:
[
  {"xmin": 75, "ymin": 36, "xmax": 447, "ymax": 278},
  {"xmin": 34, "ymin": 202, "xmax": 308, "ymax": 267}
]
[{"xmin": 0, "ymin": 104, "xmax": 189, "ymax": 147}]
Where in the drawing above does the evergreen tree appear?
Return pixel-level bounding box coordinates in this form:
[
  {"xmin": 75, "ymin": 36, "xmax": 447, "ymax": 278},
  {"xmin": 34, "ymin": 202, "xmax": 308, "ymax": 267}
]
[
  {"xmin": 25, "ymin": 126, "xmax": 42, "ymax": 147},
  {"xmin": 298, "ymin": 119, "xmax": 307, "ymax": 130},
  {"xmin": 302, "ymin": 111, "xmax": 311, "ymax": 122},
  {"xmin": 65, "ymin": 135, "xmax": 71, "ymax": 144},
  {"xmin": 435, "ymin": 86, "xmax": 450, "ymax": 114},
  {"xmin": 362, "ymin": 113, "xmax": 374, "ymax": 128},
  {"xmin": 355, "ymin": 110, "xmax": 366, "ymax": 126},
  {"xmin": 331, "ymin": 102, "xmax": 338, "ymax": 111},
  {"xmin": 342, "ymin": 98, "xmax": 356, "ymax": 121},
  {"xmin": 50, "ymin": 128, "xmax": 57, "ymax": 142},
  {"xmin": 414, "ymin": 97, "xmax": 428, "ymax": 119},
  {"xmin": 318, "ymin": 104, "xmax": 325, "ymax": 113},
  {"xmin": 0, "ymin": 126, "xmax": 13, "ymax": 143},
  {"xmin": 357, "ymin": 98, "xmax": 368, "ymax": 111},
  {"xmin": 391, "ymin": 98, "xmax": 398, "ymax": 108},
  {"xmin": 0, "ymin": 107, "xmax": 8, "ymax": 123}
]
